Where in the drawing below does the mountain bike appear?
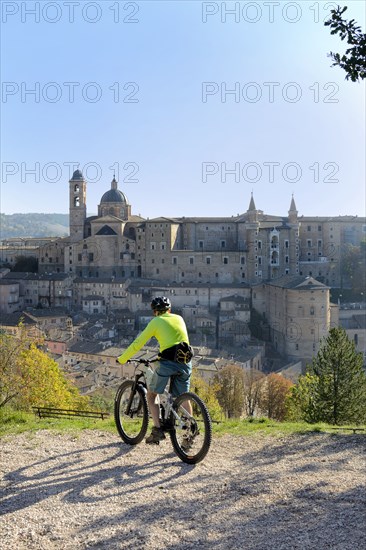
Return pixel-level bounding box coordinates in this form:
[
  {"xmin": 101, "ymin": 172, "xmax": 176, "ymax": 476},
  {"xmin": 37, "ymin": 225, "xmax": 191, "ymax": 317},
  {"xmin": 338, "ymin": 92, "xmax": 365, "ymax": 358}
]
[{"xmin": 114, "ymin": 358, "xmax": 212, "ymax": 464}]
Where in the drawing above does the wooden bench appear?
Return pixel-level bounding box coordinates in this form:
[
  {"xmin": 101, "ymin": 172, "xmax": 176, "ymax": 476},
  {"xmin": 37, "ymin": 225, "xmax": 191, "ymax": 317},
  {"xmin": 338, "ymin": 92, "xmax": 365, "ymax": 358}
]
[
  {"xmin": 330, "ymin": 427, "xmax": 365, "ymax": 434},
  {"xmin": 32, "ymin": 407, "xmax": 110, "ymax": 420}
]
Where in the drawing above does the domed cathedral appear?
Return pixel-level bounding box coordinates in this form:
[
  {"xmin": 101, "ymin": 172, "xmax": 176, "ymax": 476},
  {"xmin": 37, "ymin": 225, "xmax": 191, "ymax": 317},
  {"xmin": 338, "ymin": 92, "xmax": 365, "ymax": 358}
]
[
  {"xmin": 98, "ymin": 177, "xmax": 131, "ymax": 219},
  {"xmin": 69, "ymin": 171, "xmax": 145, "ymax": 278},
  {"xmin": 39, "ymin": 170, "xmax": 145, "ymax": 278}
]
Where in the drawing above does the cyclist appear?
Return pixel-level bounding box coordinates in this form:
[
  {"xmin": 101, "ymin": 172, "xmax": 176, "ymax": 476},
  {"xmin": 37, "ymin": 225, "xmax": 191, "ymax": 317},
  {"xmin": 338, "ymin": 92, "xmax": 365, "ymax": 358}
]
[{"xmin": 117, "ymin": 296, "xmax": 193, "ymax": 444}]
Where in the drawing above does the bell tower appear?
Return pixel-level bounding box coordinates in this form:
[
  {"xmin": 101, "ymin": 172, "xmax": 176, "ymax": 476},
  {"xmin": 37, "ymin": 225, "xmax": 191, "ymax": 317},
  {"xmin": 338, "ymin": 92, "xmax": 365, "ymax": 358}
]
[{"xmin": 69, "ymin": 169, "xmax": 86, "ymax": 242}]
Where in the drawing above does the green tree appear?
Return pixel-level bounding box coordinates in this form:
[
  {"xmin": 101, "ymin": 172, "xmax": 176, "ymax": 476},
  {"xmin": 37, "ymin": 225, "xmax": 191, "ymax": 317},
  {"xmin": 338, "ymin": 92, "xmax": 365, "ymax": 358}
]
[
  {"xmin": 215, "ymin": 364, "xmax": 245, "ymax": 418},
  {"xmin": 325, "ymin": 6, "xmax": 366, "ymax": 82},
  {"xmin": 0, "ymin": 331, "xmax": 88, "ymax": 411},
  {"xmin": 290, "ymin": 328, "xmax": 366, "ymax": 424},
  {"xmin": 286, "ymin": 373, "xmax": 319, "ymax": 422}
]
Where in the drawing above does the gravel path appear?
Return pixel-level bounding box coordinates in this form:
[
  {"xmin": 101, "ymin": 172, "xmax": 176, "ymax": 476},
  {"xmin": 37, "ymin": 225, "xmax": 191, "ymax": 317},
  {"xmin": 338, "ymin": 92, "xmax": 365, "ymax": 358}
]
[{"xmin": 1, "ymin": 430, "xmax": 365, "ymax": 549}]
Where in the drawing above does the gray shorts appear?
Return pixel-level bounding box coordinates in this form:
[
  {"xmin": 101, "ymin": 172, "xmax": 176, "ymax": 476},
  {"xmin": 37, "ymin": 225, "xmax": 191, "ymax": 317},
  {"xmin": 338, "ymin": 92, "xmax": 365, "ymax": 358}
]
[{"xmin": 148, "ymin": 359, "xmax": 192, "ymax": 397}]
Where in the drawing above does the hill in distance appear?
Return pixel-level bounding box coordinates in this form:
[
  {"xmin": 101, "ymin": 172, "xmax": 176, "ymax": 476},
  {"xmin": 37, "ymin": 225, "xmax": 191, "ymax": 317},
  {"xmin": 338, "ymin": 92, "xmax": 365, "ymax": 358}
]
[{"xmin": 0, "ymin": 213, "xmax": 69, "ymax": 239}]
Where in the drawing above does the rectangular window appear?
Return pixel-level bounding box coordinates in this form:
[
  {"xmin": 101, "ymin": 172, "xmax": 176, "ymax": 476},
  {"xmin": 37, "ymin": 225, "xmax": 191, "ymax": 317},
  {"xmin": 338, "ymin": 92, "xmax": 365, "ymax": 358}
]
[
  {"xmin": 78, "ymin": 254, "xmax": 82, "ymax": 261},
  {"xmin": 285, "ymin": 240, "xmax": 289, "ymax": 248},
  {"xmin": 223, "ymin": 257, "xmax": 228, "ymax": 264},
  {"xmin": 221, "ymin": 240, "xmax": 226, "ymax": 248},
  {"xmin": 199, "ymin": 240, "xmax": 203, "ymax": 248},
  {"xmin": 307, "ymin": 240, "xmax": 312, "ymax": 247},
  {"xmin": 172, "ymin": 257, "xmax": 177, "ymax": 265},
  {"xmin": 189, "ymin": 257, "xmax": 194, "ymax": 265},
  {"xmin": 240, "ymin": 256, "xmax": 245, "ymax": 265},
  {"xmin": 206, "ymin": 257, "xmax": 211, "ymax": 265},
  {"xmin": 307, "ymin": 226, "xmax": 311, "ymax": 231}
]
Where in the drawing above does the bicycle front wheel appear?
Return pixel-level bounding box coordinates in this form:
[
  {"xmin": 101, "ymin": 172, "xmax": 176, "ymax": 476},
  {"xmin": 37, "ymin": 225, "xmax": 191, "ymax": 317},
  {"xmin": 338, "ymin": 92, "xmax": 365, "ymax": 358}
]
[
  {"xmin": 170, "ymin": 391, "xmax": 212, "ymax": 464},
  {"xmin": 114, "ymin": 380, "xmax": 149, "ymax": 444}
]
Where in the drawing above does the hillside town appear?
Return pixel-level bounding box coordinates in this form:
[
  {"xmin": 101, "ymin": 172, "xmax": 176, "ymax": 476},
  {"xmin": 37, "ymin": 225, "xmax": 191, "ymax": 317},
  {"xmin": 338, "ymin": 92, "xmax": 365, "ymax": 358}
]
[{"xmin": 1, "ymin": 171, "xmax": 365, "ymax": 397}]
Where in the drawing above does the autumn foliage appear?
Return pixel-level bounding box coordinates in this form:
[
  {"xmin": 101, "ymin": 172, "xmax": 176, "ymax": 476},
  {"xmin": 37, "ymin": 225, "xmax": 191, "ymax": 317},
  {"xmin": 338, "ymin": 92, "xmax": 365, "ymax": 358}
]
[
  {"xmin": 260, "ymin": 373, "xmax": 294, "ymax": 421},
  {"xmin": 213, "ymin": 365, "xmax": 293, "ymax": 420},
  {"xmin": 0, "ymin": 330, "xmax": 88, "ymax": 411}
]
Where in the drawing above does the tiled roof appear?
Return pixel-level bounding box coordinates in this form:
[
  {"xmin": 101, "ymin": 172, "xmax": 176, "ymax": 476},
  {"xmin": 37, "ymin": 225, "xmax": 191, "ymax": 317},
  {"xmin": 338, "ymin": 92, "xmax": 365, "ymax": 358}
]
[
  {"xmin": 266, "ymin": 275, "xmax": 329, "ymax": 290},
  {"xmin": 26, "ymin": 307, "xmax": 70, "ymax": 318},
  {"xmin": 0, "ymin": 312, "xmax": 37, "ymax": 326},
  {"xmin": 68, "ymin": 341, "xmax": 106, "ymax": 354}
]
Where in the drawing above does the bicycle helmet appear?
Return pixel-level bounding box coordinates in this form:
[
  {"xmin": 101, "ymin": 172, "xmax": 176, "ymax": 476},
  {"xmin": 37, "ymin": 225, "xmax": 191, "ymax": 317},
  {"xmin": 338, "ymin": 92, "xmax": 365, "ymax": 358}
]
[{"xmin": 151, "ymin": 296, "xmax": 171, "ymax": 312}]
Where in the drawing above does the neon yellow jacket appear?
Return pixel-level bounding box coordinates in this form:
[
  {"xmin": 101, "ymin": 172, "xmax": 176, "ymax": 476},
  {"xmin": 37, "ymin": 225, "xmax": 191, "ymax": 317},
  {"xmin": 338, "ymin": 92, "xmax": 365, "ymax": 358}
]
[{"xmin": 117, "ymin": 312, "xmax": 189, "ymax": 364}]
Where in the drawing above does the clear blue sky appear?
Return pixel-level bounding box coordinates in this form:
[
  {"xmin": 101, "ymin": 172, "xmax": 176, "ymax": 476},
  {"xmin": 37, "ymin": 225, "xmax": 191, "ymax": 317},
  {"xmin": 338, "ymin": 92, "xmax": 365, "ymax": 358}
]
[{"xmin": 1, "ymin": 0, "xmax": 365, "ymax": 219}]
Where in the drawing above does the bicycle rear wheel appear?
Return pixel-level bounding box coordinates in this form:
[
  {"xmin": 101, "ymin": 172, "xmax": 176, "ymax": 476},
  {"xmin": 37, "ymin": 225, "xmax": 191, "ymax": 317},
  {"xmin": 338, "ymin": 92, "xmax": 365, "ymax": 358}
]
[
  {"xmin": 114, "ymin": 380, "xmax": 149, "ymax": 444},
  {"xmin": 170, "ymin": 391, "xmax": 212, "ymax": 464}
]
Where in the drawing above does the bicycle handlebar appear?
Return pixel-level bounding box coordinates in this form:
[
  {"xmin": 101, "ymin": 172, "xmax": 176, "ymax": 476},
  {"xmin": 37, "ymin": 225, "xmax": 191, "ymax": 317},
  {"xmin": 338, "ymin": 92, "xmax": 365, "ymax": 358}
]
[
  {"xmin": 115, "ymin": 357, "xmax": 159, "ymax": 366},
  {"xmin": 127, "ymin": 358, "xmax": 159, "ymax": 364}
]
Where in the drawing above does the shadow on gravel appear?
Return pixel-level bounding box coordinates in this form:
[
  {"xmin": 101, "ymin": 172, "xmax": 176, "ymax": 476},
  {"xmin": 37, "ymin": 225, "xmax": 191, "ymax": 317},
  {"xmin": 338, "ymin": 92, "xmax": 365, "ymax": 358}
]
[
  {"xmin": 1, "ymin": 440, "xmax": 193, "ymax": 516},
  {"xmin": 1, "ymin": 432, "xmax": 365, "ymax": 549},
  {"xmin": 79, "ymin": 436, "xmax": 365, "ymax": 549},
  {"xmin": 79, "ymin": 485, "xmax": 366, "ymax": 550},
  {"xmin": 235, "ymin": 432, "xmax": 366, "ymax": 470}
]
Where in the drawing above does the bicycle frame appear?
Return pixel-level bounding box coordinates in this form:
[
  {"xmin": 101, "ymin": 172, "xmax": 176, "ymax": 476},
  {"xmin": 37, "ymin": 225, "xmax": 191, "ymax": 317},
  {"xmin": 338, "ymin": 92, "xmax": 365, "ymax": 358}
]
[
  {"xmin": 126, "ymin": 359, "xmax": 192, "ymax": 429},
  {"xmin": 115, "ymin": 357, "xmax": 212, "ymax": 464}
]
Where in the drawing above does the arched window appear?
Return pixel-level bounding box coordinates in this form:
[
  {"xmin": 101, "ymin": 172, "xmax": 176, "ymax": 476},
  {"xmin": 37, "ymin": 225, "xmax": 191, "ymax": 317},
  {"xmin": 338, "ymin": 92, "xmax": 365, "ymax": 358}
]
[{"xmin": 74, "ymin": 197, "xmax": 80, "ymax": 207}]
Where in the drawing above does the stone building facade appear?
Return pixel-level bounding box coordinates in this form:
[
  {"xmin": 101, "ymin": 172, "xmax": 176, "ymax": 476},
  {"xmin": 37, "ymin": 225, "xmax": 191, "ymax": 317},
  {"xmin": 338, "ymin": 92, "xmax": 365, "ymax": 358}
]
[
  {"xmin": 34, "ymin": 171, "xmax": 366, "ymax": 290},
  {"xmin": 3, "ymin": 170, "xmax": 365, "ymax": 366},
  {"xmin": 252, "ymin": 276, "xmax": 332, "ymax": 364}
]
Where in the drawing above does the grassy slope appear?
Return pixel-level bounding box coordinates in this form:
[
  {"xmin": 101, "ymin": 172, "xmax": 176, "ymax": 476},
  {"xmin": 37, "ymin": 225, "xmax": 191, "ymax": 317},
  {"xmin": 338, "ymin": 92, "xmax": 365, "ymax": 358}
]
[{"xmin": 1, "ymin": 409, "xmax": 364, "ymax": 439}]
